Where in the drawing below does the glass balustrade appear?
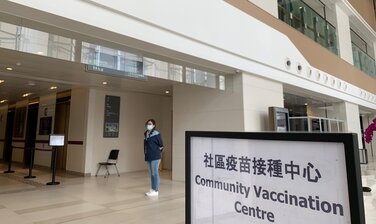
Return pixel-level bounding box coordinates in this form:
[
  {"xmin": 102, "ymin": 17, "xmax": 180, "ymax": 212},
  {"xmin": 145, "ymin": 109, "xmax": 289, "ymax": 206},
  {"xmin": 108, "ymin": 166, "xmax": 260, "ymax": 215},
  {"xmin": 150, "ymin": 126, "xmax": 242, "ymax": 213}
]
[
  {"xmin": 278, "ymin": 0, "xmax": 338, "ymax": 55},
  {"xmin": 289, "ymin": 116, "xmax": 345, "ymax": 132},
  {"xmin": 352, "ymin": 43, "xmax": 376, "ymax": 78}
]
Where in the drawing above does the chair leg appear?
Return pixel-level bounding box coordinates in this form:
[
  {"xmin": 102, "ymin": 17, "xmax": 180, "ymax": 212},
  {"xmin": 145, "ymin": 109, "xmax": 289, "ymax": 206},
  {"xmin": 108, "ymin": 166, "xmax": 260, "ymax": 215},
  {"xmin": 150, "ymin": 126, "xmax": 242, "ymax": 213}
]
[
  {"xmin": 95, "ymin": 164, "xmax": 102, "ymax": 177},
  {"xmin": 115, "ymin": 165, "xmax": 120, "ymax": 177},
  {"xmin": 104, "ymin": 165, "xmax": 110, "ymax": 178}
]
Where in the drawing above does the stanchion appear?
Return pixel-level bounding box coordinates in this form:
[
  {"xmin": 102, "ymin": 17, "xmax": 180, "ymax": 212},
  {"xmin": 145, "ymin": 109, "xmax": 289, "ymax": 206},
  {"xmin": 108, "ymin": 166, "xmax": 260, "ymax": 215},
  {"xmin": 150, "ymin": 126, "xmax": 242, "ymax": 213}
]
[
  {"xmin": 3, "ymin": 146, "xmax": 15, "ymax": 173},
  {"xmin": 46, "ymin": 146, "xmax": 59, "ymax": 185},
  {"xmin": 24, "ymin": 147, "xmax": 36, "ymax": 179}
]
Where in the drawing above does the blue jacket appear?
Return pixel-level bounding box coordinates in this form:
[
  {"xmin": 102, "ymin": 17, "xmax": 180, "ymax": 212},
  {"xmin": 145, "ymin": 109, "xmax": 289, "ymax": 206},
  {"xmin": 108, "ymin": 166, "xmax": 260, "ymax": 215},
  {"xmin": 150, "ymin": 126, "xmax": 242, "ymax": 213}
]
[{"xmin": 144, "ymin": 130, "xmax": 163, "ymax": 161}]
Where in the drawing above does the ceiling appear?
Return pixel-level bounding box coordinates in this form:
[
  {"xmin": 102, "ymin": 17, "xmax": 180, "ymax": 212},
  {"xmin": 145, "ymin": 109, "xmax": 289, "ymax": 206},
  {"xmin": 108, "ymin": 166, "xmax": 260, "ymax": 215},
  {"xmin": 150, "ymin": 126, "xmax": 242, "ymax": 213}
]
[{"xmin": 0, "ymin": 47, "xmax": 176, "ymax": 105}]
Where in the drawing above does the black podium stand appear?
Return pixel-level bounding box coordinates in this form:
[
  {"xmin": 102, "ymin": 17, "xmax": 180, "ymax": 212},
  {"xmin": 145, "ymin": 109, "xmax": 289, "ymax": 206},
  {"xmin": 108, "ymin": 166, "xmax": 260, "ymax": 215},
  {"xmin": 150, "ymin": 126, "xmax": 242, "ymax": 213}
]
[
  {"xmin": 46, "ymin": 146, "xmax": 59, "ymax": 185},
  {"xmin": 46, "ymin": 134, "xmax": 64, "ymax": 186}
]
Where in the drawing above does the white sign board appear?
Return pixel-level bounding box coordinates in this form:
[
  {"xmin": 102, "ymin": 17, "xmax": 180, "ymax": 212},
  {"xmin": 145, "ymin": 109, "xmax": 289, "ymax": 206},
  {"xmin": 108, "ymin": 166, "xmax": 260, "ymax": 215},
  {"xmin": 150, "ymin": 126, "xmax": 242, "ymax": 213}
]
[
  {"xmin": 49, "ymin": 134, "xmax": 65, "ymax": 146},
  {"xmin": 186, "ymin": 132, "xmax": 365, "ymax": 224}
]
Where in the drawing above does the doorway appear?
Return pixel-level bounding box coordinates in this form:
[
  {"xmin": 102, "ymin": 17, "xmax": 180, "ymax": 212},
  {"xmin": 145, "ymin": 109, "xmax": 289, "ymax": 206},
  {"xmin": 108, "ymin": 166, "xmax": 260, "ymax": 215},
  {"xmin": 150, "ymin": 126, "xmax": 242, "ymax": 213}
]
[
  {"xmin": 54, "ymin": 97, "xmax": 70, "ymax": 170},
  {"xmin": 3, "ymin": 108, "xmax": 15, "ymax": 163},
  {"xmin": 23, "ymin": 103, "xmax": 39, "ymax": 168}
]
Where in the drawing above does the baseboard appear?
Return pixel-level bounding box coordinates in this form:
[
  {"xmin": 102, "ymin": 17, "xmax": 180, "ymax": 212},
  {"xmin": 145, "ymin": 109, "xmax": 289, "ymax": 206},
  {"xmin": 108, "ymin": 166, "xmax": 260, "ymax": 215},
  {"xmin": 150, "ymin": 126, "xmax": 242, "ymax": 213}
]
[{"xmin": 65, "ymin": 170, "xmax": 91, "ymax": 177}]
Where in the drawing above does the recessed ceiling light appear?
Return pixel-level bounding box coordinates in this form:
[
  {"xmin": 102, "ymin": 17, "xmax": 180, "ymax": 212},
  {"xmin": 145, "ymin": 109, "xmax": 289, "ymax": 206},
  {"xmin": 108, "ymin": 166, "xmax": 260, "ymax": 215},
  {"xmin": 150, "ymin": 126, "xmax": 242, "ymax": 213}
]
[
  {"xmin": 0, "ymin": 99, "xmax": 7, "ymax": 104},
  {"xmin": 304, "ymin": 103, "xmax": 308, "ymax": 106},
  {"xmin": 37, "ymin": 51, "xmax": 44, "ymax": 55},
  {"xmin": 165, "ymin": 90, "xmax": 170, "ymax": 94},
  {"xmin": 102, "ymin": 81, "xmax": 108, "ymax": 85},
  {"xmin": 6, "ymin": 67, "xmax": 13, "ymax": 71},
  {"xmin": 27, "ymin": 81, "xmax": 36, "ymax": 86},
  {"xmin": 16, "ymin": 62, "xmax": 21, "ymax": 66},
  {"xmin": 0, "ymin": 80, "xmax": 4, "ymax": 84},
  {"xmin": 50, "ymin": 86, "xmax": 57, "ymax": 90},
  {"xmin": 22, "ymin": 93, "xmax": 33, "ymax": 97}
]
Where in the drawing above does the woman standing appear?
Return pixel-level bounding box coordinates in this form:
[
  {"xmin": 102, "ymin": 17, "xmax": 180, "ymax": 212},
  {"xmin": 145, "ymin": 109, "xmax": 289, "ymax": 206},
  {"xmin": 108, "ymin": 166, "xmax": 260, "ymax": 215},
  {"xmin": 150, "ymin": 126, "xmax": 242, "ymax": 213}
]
[{"xmin": 144, "ymin": 119, "xmax": 163, "ymax": 197}]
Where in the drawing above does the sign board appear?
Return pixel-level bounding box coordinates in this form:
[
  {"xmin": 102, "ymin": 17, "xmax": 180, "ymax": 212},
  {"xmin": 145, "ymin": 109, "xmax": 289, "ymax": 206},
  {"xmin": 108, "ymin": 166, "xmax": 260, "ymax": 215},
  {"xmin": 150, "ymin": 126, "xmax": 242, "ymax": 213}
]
[
  {"xmin": 85, "ymin": 64, "xmax": 146, "ymax": 80},
  {"xmin": 49, "ymin": 134, "xmax": 65, "ymax": 146},
  {"xmin": 186, "ymin": 132, "xmax": 365, "ymax": 224},
  {"xmin": 103, "ymin": 95, "xmax": 120, "ymax": 138}
]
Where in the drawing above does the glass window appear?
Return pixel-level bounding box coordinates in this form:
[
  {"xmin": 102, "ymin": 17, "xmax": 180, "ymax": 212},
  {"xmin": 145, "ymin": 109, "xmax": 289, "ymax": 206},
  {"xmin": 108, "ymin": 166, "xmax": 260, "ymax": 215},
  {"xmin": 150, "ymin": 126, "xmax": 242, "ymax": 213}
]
[
  {"xmin": 143, "ymin": 57, "xmax": 183, "ymax": 82},
  {"xmin": 81, "ymin": 42, "xmax": 143, "ymax": 74},
  {"xmin": 0, "ymin": 21, "xmax": 75, "ymax": 61},
  {"xmin": 186, "ymin": 67, "xmax": 217, "ymax": 88}
]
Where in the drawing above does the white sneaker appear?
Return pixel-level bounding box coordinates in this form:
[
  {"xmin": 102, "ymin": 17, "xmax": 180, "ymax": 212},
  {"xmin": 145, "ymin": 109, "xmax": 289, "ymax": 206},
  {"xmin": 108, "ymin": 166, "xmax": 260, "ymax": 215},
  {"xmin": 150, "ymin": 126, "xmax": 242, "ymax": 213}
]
[
  {"xmin": 146, "ymin": 190, "xmax": 159, "ymax": 197},
  {"xmin": 145, "ymin": 189, "xmax": 153, "ymax": 196}
]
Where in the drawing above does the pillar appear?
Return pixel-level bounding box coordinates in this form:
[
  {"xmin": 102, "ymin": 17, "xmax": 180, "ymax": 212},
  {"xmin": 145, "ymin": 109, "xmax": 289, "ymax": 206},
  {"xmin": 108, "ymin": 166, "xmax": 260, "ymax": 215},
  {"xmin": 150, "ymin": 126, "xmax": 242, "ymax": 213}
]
[
  {"xmin": 333, "ymin": 102, "xmax": 362, "ymax": 148},
  {"xmin": 335, "ymin": 3, "xmax": 354, "ymax": 64},
  {"xmin": 172, "ymin": 73, "xmax": 284, "ymax": 181}
]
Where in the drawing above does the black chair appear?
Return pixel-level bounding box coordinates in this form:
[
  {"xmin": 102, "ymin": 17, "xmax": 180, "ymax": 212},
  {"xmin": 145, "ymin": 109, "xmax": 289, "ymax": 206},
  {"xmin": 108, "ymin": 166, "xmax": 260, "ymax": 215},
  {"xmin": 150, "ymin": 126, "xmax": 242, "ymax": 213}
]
[{"xmin": 95, "ymin": 149, "xmax": 120, "ymax": 177}]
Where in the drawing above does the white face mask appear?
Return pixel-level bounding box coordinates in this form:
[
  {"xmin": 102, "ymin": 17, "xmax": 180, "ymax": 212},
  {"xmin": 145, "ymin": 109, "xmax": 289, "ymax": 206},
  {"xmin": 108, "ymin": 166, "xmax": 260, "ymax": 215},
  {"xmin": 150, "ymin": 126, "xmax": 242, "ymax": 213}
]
[{"xmin": 146, "ymin": 124, "xmax": 154, "ymax": 131}]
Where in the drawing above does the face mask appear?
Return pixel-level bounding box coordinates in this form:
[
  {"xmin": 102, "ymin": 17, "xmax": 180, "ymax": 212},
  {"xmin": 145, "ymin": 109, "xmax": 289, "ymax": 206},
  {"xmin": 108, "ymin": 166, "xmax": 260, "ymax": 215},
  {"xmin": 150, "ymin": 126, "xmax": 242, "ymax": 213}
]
[{"xmin": 146, "ymin": 124, "xmax": 154, "ymax": 131}]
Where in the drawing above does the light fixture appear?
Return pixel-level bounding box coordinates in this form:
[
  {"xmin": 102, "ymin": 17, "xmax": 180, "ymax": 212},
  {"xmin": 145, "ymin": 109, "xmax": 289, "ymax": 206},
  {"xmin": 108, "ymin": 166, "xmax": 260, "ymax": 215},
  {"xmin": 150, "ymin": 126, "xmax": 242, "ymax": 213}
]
[
  {"xmin": 304, "ymin": 103, "xmax": 308, "ymax": 106},
  {"xmin": 37, "ymin": 51, "xmax": 44, "ymax": 55},
  {"xmin": 0, "ymin": 99, "xmax": 7, "ymax": 104},
  {"xmin": 0, "ymin": 80, "xmax": 4, "ymax": 84},
  {"xmin": 27, "ymin": 81, "xmax": 36, "ymax": 86},
  {"xmin": 6, "ymin": 67, "xmax": 13, "ymax": 71},
  {"xmin": 165, "ymin": 90, "xmax": 170, "ymax": 94},
  {"xmin": 22, "ymin": 93, "xmax": 33, "ymax": 97},
  {"xmin": 102, "ymin": 81, "xmax": 108, "ymax": 85},
  {"xmin": 50, "ymin": 86, "xmax": 57, "ymax": 90}
]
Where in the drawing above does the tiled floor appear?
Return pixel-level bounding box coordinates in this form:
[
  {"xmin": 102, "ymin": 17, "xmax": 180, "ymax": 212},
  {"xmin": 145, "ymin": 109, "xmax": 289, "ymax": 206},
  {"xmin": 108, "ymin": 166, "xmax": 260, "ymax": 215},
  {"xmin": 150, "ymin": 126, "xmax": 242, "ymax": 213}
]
[
  {"xmin": 0, "ymin": 164, "xmax": 185, "ymax": 224},
  {"xmin": 0, "ymin": 158, "xmax": 375, "ymax": 224}
]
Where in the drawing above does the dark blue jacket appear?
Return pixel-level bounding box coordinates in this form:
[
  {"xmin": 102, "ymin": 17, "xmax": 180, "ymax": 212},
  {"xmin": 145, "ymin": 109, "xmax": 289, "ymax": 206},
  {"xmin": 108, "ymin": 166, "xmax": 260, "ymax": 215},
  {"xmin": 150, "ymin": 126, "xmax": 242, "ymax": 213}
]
[{"xmin": 144, "ymin": 130, "xmax": 163, "ymax": 161}]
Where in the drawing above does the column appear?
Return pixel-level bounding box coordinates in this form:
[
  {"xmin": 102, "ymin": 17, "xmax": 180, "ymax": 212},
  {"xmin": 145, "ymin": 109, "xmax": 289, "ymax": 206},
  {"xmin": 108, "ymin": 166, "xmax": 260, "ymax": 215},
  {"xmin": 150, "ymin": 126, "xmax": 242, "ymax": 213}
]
[
  {"xmin": 333, "ymin": 102, "xmax": 362, "ymax": 148},
  {"xmin": 172, "ymin": 75, "xmax": 245, "ymax": 181},
  {"xmin": 171, "ymin": 73, "xmax": 284, "ymax": 181},
  {"xmin": 66, "ymin": 87, "xmax": 91, "ymax": 175},
  {"xmin": 335, "ymin": 3, "xmax": 354, "ymax": 64},
  {"xmin": 241, "ymin": 72, "xmax": 284, "ymax": 131}
]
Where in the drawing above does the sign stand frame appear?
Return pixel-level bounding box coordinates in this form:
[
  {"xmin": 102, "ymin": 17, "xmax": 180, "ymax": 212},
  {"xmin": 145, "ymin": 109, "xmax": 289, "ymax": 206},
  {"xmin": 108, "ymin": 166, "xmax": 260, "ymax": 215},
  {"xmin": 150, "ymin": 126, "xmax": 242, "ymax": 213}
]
[
  {"xmin": 185, "ymin": 131, "xmax": 366, "ymax": 224},
  {"xmin": 46, "ymin": 134, "xmax": 64, "ymax": 186}
]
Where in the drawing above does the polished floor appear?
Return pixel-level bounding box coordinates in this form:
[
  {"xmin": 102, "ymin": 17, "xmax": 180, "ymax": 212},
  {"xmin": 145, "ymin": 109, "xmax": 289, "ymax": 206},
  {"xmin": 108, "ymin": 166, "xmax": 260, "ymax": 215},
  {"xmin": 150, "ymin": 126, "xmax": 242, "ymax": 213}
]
[{"xmin": 0, "ymin": 158, "xmax": 375, "ymax": 224}]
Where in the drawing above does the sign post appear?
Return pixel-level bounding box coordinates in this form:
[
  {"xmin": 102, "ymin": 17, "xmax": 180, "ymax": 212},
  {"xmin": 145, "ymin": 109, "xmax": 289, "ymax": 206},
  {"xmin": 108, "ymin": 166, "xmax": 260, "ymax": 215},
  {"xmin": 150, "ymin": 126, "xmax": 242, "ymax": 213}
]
[
  {"xmin": 46, "ymin": 134, "xmax": 64, "ymax": 186},
  {"xmin": 186, "ymin": 132, "xmax": 365, "ymax": 224}
]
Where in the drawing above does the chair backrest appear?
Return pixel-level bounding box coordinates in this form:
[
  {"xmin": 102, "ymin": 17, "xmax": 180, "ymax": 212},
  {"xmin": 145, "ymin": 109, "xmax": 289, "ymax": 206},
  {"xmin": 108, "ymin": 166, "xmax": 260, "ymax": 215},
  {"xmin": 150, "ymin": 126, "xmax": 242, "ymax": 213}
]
[{"xmin": 108, "ymin": 149, "xmax": 120, "ymax": 162}]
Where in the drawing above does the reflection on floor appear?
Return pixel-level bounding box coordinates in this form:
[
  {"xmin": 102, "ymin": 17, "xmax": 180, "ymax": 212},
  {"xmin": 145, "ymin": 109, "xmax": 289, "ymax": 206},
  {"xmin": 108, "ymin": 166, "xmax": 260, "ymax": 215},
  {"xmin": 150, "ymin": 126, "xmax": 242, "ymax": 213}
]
[
  {"xmin": 0, "ymin": 163, "xmax": 184, "ymax": 224},
  {"xmin": 0, "ymin": 158, "xmax": 375, "ymax": 223}
]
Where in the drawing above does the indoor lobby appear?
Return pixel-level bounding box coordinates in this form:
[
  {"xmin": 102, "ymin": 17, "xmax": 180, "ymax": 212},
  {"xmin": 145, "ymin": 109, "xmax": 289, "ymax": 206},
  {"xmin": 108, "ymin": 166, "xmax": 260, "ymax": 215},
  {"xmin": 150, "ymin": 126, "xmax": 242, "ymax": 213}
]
[{"xmin": 0, "ymin": 158, "xmax": 374, "ymax": 223}]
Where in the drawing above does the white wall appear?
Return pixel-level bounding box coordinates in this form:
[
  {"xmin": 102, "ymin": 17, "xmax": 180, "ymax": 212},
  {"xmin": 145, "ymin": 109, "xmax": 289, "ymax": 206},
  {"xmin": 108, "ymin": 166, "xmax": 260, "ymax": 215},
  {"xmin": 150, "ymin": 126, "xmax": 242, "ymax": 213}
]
[
  {"xmin": 4, "ymin": 0, "xmax": 375, "ymax": 110},
  {"xmin": 0, "ymin": 105, "xmax": 8, "ymax": 160},
  {"xmin": 66, "ymin": 88, "xmax": 89, "ymax": 174},
  {"xmin": 242, "ymin": 73, "xmax": 284, "ymax": 131},
  {"xmin": 84, "ymin": 88, "xmax": 172, "ymax": 176},
  {"xmin": 34, "ymin": 94, "xmax": 56, "ymax": 167},
  {"xmin": 172, "ymin": 74, "xmax": 284, "ymax": 181},
  {"xmin": 247, "ymin": 0, "xmax": 278, "ymax": 17}
]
